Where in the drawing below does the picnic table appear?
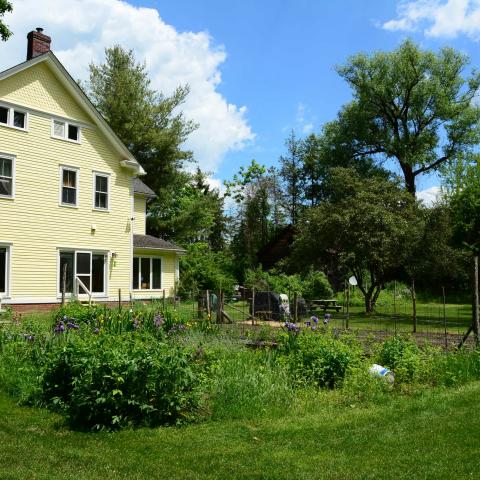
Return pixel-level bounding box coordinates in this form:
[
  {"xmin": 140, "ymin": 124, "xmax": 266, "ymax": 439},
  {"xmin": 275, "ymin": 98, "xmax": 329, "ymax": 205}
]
[{"xmin": 309, "ymin": 299, "xmax": 342, "ymax": 313}]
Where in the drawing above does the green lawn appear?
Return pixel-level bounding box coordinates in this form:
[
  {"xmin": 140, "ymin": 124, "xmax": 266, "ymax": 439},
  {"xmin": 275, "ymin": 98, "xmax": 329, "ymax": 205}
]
[{"xmin": 1, "ymin": 383, "xmax": 480, "ymax": 479}]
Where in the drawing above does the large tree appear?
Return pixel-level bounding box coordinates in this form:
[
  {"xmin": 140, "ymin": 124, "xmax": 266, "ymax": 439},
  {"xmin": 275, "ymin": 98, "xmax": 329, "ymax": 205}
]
[
  {"xmin": 87, "ymin": 45, "xmax": 197, "ymax": 195},
  {"xmin": 0, "ymin": 0, "xmax": 12, "ymax": 41},
  {"xmin": 293, "ymin": 168, "xmax": 421, "ymax": 312},
  {"xmin": 333, "ymin": 40, "xmax": 480, "ymax": 195}
]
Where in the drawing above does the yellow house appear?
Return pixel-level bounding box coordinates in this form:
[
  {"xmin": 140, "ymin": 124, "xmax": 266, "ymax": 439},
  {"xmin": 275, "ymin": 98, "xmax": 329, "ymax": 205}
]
[{"xmin": 0, "ymin": 29, "xmax": 184, "ymax": 311}]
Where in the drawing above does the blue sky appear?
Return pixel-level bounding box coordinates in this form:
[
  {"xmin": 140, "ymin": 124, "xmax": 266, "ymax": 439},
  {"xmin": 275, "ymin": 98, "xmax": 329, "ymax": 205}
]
[
  {"xmin": 3, "ymin": 0, "xmax": 480, "ymax": 198},
  {"xmin": 139, "ymin": 0, "xmax": 480, "ymax": 194}
]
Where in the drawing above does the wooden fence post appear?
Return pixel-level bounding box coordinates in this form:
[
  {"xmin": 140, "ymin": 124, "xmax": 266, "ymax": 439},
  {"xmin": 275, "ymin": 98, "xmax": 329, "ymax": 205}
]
[
  {"xmin": 216, "ymin": 290, "xmax": 223, "ymax": 324},
  {"xmin": 411, "ymin": 278, "xmax": 417, "ymax": 333},
  {"xmin": 163, "ymin": 289, "xmax": 166, "ymax": 311},
  {"xmin": 474, "ymin": 255, "xmax": 479, "ymax": 346},
  {"xmin": 118, "ymin": 288, "xmax": 122, "ymax": 311},
  {"xmin": 252, "ymin": 287, "xmax": 255, "ymax": 325},
  {"xmin": 206, "ymin": 289, "xmax": 211, "ymax": 318},
  {"xmin": 442, "ymin": 286, "xmax": 447, "ymax": 348}
]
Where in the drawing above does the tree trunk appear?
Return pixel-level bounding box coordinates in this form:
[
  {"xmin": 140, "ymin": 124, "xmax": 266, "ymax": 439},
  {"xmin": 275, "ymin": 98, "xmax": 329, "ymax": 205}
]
[
  {"xmin": 400, "ymin": 161, "xmax": 416, "ymax": 196},
  {"xmin": 363, "ymin": 284, "xmax": 382, "ymax": 313}
]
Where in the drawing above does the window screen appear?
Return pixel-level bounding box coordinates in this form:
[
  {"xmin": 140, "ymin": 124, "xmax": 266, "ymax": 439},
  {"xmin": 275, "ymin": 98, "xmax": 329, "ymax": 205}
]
[
  {"xmin": 0, "ymin": 158, "xmax": 12, "ymax": 197},
  {"xmin": 62, "ymin": 169, "xmax": 77, "ymax": 205},
  {"xmin": 13, "ymin": 111, "xmax": 25, "ymax": 129},
  {"xmin": 152, "ymin": 259, "xmax": 161, "ymax": 289},
  {"xmin": 94, "ymin": 175, "xmax": 108, "ymax": 209},
  {"xmin": 54, "ymin": 120, "xmax": 65, "ymax": 138},
  {"xmin": 59, "ymin": 252, "xmax": 74, "ymax": 294},
  {"xmin": 92, "ymin": 254, "xmax": 105, "ymax": 293}
]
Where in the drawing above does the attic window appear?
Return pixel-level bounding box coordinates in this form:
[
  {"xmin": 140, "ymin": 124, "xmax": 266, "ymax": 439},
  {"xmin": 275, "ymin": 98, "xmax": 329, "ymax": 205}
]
[
  {"xmin": 0, "ymin": 105, "xmax": 27, "ymax": 130},
  {"xmin": 52, "ymin": 119, "xmax": 80, "ymax": 143}
]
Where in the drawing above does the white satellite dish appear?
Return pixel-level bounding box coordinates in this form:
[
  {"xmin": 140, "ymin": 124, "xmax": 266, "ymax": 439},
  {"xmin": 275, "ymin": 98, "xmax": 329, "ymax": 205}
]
[{"xmin": 348, "ymin": 276, "xmax": 358, "ymax": 286}]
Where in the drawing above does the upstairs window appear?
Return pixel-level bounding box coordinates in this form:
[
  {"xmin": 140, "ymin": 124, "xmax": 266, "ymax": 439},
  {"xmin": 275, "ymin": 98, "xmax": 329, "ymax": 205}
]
[
  {"xmin": 52, "ymin": 119, "xmax": 80, "ymax": 142},
  {"xmin": 93, "ymin": 173, "xmax": 109, "ymax": 210},
  {"xmin": 0, "ymin": 156, "xmax": 14, "ymax": 198},
  {"xmin": 0, "ymin": 105, "xmax": 27, "ymax": 130},
  {"xmin": 60, "ymin": 166, "xmax": 78, "ymax": 207}
]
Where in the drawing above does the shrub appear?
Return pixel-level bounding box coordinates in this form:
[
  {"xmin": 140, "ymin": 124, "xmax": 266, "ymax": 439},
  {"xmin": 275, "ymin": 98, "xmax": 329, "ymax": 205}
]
[
  {"xmin": 302, "ymin": 270, "xmax": 333, "ymax": 300},
  {"xmin": 379, "ymin": 336, "xmax": 421, "ymax": 383},
  {"xmin": 278, "ymin": 331, "xmax": 362, "ymax": 388},
  {"xmin": 39, "ymin": 332, "xmax": 200, "ymax": 430}
]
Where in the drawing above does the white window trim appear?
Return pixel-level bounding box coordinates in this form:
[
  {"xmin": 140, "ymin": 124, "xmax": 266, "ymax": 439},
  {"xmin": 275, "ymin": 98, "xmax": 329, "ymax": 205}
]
[
  {"xmin": 57, "ymin": 248, "xmax": 108, "ymax": 298},
  {"xmin": 0, "ymin": 103, "xmax": 28, "ymax": 132},
  {"xmin": 92, "ymin": 171, "xmax": 110, "ymax": 212},
  {"xmin": 51, "ymin": 118, "xmax": 82, "ymax": 144},
  {"xmin": 59, "ymin": 165, "xmax": 80, "ymax": 208},
  {"xmin": 0, "ymin": 242, "xmax": 12, "ymax": 298},
  {"xmin": 132, "ymin": 255, "xmax": 163, "ymax": 291},
  {"xmin": 0, "ymin": 152, "xmax": 15, "ymax": 200}
]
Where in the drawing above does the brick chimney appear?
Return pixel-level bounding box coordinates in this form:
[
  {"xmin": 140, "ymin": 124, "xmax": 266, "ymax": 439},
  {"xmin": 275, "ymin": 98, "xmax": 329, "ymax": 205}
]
[{"xmin": 26, "ymin": 28, "xmax": 51, "ymax": 60}]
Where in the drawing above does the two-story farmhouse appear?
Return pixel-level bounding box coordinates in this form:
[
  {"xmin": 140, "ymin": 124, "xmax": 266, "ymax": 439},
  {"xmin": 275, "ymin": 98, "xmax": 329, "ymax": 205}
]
[{"xmin": 0, "ymin": 28, "xmax": 184, "ymax": 311}]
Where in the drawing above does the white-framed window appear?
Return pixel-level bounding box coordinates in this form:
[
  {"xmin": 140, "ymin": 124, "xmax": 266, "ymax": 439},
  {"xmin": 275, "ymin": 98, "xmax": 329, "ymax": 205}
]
[
  {"xmin": 0, "ymin": 104, "xmax": 28, "ymax": 131},
  {"xmin": 93, "ymin": 172, "xmax": 109, "ymax": 211},
  {"xmin": 0, "ymin": 154, "xmax": 14, "ymax": 198},
  {"xmin": 132, "ymin": 256, "xmax": 162, "ymax": 290},
  {"xmin": 51, "ymin": 118, "xmax": 81, "ymax": 143},
  {"xmin": 0, "ymin": 244, "xmax": 11, "ymax": 296},
  {"xmin": 59, "ymin": 166, "xmax": 79, "ymax": 207},
  {"xmin": 58, "ymin": 250, "xmax": 107, "ymax": 296}
]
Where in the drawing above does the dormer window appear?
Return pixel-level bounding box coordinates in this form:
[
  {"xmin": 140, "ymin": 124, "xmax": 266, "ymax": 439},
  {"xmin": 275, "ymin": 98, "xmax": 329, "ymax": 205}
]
[
  {"xmin": 0, "ymin": 105, "xmax": 27, "ymax": 130},
  {"xmin": 52, "ymin": 119, "xmax": 80, "ymax": 143}
]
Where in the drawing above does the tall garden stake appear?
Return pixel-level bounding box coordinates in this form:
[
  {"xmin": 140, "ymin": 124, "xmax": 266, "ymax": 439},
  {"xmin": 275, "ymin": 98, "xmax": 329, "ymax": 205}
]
[
  {"xmin": 442, "ymin": 286, "xmax": 447, "ymax": 348},
  {"xmin": 474, "ymin": 255, "xmax": 479, "ymax": 346},
  {"xmin": 411, "ymin": 278, "xmax": 417, "ymax": 333}
]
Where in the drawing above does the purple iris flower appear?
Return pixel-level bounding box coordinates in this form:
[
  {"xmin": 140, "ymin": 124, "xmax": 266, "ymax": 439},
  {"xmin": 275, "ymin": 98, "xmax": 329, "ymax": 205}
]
[
  {"xmin": 154, "ymin": 314, "xmax": 164, "ymax": 328},
  {"xmin": 311, "ymin": 316, "xmax": 319, "ymax": 324},
  {"xmin": 54, "ymin": 321, "xmax": 65, "ymax": 334}
]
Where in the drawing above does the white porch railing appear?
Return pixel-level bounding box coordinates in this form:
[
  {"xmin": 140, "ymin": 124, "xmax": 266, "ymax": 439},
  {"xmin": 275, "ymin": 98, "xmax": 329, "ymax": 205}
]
[{"xmin": 75, "ymin": 277, "xmax": 92, "ymax": 306}]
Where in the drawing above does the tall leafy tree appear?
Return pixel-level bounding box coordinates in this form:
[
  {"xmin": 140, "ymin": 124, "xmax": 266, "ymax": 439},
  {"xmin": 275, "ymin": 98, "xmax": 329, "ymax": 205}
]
[
  {"xmin": 0, "ymin": 0, "xmax": 12, "ymax": 41},
  {"xmin": 293, "ymin": 168, "xmax": 421, "ymax": 312},
  {"xmin": 87, "ymin": 45, "xmax": 197, "ymax": 195},
  {"xmin": 334, "ymin": 40, "xmax": 480, "ymax": 194}
]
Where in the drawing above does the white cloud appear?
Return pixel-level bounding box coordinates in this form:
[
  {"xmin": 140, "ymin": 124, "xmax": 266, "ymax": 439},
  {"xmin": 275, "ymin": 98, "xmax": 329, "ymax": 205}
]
[
  {"xmin": 1, "ymin": 0, "xmax": 254, "ymax": 172},
  {"xmin": 416, "ymin": 185, "xmax": 442, "ymax": 206},
  {"xmin": 292, "ymin": 102, "xmax": 315, "ymax": 135},
  {"xmin": 383, "ymin": 0, "xmax": 480, "ymax": 39}
]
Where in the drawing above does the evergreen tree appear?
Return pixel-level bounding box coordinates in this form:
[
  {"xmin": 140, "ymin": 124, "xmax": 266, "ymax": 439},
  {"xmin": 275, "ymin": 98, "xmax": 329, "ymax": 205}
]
[{"xmin": 87, "ymin": 45, "xmax": 197, "ymax": 197}]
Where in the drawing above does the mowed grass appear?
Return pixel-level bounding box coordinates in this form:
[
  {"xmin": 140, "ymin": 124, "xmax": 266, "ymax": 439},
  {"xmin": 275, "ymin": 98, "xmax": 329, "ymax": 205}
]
[{"xmin": 1, "ymin": 383, "xmax": 480, "ymax": 480}]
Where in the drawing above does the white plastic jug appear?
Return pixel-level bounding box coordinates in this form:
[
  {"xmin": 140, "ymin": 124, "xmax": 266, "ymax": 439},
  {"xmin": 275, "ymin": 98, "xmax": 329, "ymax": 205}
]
[{"xmin": 369, "ymin": 364, "xmax": 395, "ymax": 383}]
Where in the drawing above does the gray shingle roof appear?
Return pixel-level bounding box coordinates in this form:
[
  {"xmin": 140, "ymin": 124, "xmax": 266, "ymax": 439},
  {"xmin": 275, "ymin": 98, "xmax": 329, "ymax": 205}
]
[
  {"xmin": 133, "ymin": 234, "xmax": 185, "ymax": 252},
  {"xmin": 133, "ymin": 178, "xmax": 156, "ymax": 198}
]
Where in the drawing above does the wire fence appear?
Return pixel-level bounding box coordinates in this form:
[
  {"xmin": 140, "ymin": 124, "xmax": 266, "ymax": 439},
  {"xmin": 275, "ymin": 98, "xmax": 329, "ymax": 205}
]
[{"xmin": 168, "ymin": 290, "xmax": 475, "ymax": 349}]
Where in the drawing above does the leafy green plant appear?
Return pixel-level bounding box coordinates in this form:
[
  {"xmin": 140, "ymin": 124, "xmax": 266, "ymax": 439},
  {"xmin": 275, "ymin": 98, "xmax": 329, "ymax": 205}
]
[
  {"xmin": 40, "ymin": 332, "xmax": 200, "ymax": 430},
  {"xmin": 379, "ymin": 335, "xmax": 421, "ymax": 383},
  {"xmin": 278, "ymin": 331, "xmax": 362, "ymax": 388}
]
